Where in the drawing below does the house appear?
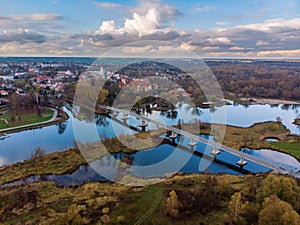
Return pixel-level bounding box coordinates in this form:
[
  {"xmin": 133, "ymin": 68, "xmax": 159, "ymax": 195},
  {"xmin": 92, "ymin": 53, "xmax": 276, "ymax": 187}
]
[
  {"xmin": 0, "ymin": 98, "xmax": 9, "ymax": 105},
  {"xmin": 16, "ymin": 89, "xmax": 25, "ymax": 95},
  {"xmin": 0, "ymin": 90, "xmax": 8, "ymax": 97},
  {"xmin": 130, "ymin": 79, "xmax": 153, "ymax": 93}
]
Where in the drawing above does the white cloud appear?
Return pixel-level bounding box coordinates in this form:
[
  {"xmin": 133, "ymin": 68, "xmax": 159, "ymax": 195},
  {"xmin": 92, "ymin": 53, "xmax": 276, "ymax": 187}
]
[
  {"xmin": 97, "ymin": 0, "xmax": 180, "ymax": 37},
  {"xmin": 11, "ymin": 13, "xmax": 63, "ymax": 21},
  {"xmin": 208, "ymin": 37, "xmax": 232, "ymax": 45},
  {"xmin": 0, "ymin": 0, "xmax": 299, "ymax": 58},
  {"xmin": 193, "ymin": 6, "xmax": 214, "ymax": 13},
  {"xmin": 94, "ymin": 2, "xmax": 125, "ymax": 10},
  {"xmin": 229, "ymin": 46, "xmax": 245, "ymax": 50},
  {"xmin": 202, "ymin": 46, "xmax": 220, "ymax": 51},
  {"xmin": 235, "ymin": 18, "xmax": 300, "ymax": 31},
  {"xmin": 216, "ymin": 21, "xmax": 228, "ymax": 26},
  {"xmin": 256, "ymin": 40, "xmax": 269, "ymax": 46},
  {"xmin": 98, "ymin": 20, "xmax": 117, "ymax": 33}
]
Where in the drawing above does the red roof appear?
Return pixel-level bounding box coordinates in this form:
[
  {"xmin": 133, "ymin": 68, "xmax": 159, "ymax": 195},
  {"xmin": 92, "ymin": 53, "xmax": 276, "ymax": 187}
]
[{"xmin": 0, "ymin": 90, "xmax": 8, "ymax": 94}]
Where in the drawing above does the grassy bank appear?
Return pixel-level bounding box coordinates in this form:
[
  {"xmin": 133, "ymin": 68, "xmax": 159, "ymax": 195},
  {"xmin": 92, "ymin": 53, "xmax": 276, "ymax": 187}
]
[
  {"xmin": 0, "ymin": 130, "xmax": 165, "ymax": 185},
  {"xmin": 0, "ymin": 108, "xmax": 54, "ymax": 130},
  {"xmin": 0, "ymin": 109, "xmax": 68, "ymax": 135},
  {"xmin": 270, "ymin": 142, "xmax": 300, "ymax": 159}
]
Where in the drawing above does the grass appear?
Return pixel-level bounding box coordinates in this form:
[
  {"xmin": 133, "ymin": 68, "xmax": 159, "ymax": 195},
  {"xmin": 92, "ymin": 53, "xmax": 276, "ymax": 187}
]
[
  {"xmin": 181, "ymin": 121, "xmax": 290, "ymax": 150},
  {"xmin": 270, "ymin": 142, "xmax": 300, "ymax": 159},
  {"xmin": 0, "ymin": 108, "xmax": 54, "ymax": 130},
  {"xmin": 0, "ymin": 148, "xmax": 86, "ymax": 185},
  {"xmin": 110, "ymin": 186, "xmax": 163, "ymax": 225}
]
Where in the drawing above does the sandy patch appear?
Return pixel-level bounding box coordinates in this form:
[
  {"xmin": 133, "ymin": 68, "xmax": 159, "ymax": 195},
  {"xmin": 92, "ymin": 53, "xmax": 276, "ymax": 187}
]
[{"xmin": 241, "ymin": 98, "xmax": 300, "ymax": 105}]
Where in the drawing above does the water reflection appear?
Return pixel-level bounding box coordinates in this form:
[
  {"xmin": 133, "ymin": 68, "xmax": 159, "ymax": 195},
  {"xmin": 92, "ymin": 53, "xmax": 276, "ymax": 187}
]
[
  {"xmin": 57, "ymin": 123, "xmax": 67, "ymax": 134},
  {"xmin": 160, "ymin": 110, "xmax": 178, "ymax": 119},
  {"xmin": 95, "ymin": 114, "xmax": 109, "ymax": 127}
]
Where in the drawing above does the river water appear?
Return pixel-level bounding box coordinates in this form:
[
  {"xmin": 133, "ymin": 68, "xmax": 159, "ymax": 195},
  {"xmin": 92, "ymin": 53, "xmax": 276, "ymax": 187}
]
[{"xmin": 1, "ymin": 103, "xmax": 300, "ymax": 181}]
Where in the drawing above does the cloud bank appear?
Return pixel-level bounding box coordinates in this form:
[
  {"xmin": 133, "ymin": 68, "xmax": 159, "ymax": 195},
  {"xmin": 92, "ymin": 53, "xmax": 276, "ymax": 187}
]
[{"xmin": 0, "ymin": 1, "xmax": 299, "ymax": 57}]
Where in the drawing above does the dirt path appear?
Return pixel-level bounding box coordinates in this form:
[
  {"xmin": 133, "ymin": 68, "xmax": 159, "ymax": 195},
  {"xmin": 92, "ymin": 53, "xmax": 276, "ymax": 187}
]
[{"xmin": 0, "ymin": 118, "xmax": 8, "ymax": 124}]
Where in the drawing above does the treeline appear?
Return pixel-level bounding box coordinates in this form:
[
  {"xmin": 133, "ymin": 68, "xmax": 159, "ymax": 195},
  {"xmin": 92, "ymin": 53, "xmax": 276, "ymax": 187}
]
[
  {"xmin": 165, "ymin": 173, "xmax": 300, "ymax": 225},
  {"xmin": 210, "ymin": 62, "xmax": 300, "ymax": 100}
]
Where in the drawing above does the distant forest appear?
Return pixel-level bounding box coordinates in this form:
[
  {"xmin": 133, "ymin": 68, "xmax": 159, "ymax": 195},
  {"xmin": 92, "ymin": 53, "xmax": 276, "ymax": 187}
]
[{"xmin": 208, "ymin": 61, "xmax": 300, "ymax": 100}]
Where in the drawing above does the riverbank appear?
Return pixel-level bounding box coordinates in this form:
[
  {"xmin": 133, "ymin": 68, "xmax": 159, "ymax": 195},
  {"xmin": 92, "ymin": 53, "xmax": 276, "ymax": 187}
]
[
  {"xmin": 240, "ymin": 97, "xmax": 300, "ymax": 105},
  {"xmin": 1, "ymin": 120, "xmax": 299, "ymax": 186},
  {"xmin": 0, "ymin": 129, "xmax": 166, "ymax": 185}
]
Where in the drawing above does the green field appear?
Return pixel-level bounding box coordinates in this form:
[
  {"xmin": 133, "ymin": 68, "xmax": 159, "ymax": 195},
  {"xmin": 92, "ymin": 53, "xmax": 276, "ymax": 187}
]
[
  {"xmin": 0, "ymin": 108, "xmax": 54, "ymax": 130},
  {"xmin": 270, "ymin": 142, "xmax": 300, "ymax": 159}
]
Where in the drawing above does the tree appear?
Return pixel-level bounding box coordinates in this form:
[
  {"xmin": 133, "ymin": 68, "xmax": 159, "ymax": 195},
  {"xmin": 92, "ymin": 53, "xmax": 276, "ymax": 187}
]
[
  {"xmin": 256, "ymin": 174, "xmax": 300, "ymax": 211},
  {"xmin": 31, "ymin": 147, "xmax": 45, "ymax": 160},
  {"xmin": 256, "ymin": 174, "xmax": 281, "ymax": 202},
  {"xmin": 258, "ymin": 195, "xmax": 300, "ymax": 225},
  {"xmin": 166, "ymin": 190, "xmax": 180, "ymax": 218},
  {"xmin": 226, "ymin": 192, "xmax": 249, "ymax": 225},
  {"xmin": 98, "ymin": 89, "xmax": 109, "ymax": 104}
]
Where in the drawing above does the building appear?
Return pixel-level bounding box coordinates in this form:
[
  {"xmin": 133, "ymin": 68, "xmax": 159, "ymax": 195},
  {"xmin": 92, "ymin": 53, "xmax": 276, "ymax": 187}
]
[{"xmin": 0, "ymin": 90, "xmax": 8, "ymax": 97}]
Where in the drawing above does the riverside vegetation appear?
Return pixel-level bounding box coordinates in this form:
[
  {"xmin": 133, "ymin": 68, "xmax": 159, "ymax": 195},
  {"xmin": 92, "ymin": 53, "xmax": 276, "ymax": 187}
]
[{"xmin": 0, "ymin": 173, "xmax": 299, "ymax": 224}]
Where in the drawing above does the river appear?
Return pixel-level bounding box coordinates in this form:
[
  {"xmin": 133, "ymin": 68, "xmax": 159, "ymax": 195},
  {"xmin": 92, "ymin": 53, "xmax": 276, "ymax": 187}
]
[{"xmin": 1, "ymin": 103, "xmax": 300, "ymax": 179}]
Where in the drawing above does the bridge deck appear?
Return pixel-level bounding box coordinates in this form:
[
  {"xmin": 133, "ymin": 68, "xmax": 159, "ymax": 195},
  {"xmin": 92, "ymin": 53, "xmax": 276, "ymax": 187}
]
[{"xmin": 95, "ymin": 105, "xmax": 299, "ymax": 178}]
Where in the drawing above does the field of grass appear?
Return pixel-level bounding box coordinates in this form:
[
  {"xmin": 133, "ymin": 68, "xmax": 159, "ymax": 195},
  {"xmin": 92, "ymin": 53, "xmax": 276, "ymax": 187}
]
[
  {"xmin": 270, "ymin": 142, "xmax": 300, "ymax": 159},
  {"xmin": 1, "ymin": 172, "xmax": 299, "ymax": 225},
  {"xmin": 0, "ymin": 108, "xmax": 54, "ymax": 130}
]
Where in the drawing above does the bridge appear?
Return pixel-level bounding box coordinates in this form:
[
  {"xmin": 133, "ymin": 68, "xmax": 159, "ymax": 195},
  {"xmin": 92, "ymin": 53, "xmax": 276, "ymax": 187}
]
[{"xmin": 73, "ymin": 104, "xmax": 300, "ymax": 178}]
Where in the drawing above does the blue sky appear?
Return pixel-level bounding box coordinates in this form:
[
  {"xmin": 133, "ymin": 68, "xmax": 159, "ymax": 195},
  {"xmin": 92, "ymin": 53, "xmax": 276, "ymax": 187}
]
[{"xmin": 0, "ymin": 0, "xmax": 299, "ymax": 57}]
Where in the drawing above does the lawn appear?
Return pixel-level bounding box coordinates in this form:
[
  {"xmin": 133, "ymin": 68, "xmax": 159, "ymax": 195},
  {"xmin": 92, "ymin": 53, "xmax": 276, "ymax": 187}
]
[
  {"xmin": 0, "ymin": 108, "xmax": 54, "ymax": 130},
  {"xmin": 270, "ymin": 142, "xmax": 300, "ymax": 159}
]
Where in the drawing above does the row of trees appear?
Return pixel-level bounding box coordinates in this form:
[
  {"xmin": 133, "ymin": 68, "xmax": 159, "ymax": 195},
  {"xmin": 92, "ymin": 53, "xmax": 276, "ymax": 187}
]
[{"xmin": 211, "ymin": 62, "xmax": 300, "ymax": 100}]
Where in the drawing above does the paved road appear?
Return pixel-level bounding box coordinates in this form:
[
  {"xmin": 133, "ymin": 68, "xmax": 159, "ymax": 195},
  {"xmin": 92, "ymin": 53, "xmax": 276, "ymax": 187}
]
[{"xmin": 0, "ymin": 107, "xmax": 58, "ymax": 133}]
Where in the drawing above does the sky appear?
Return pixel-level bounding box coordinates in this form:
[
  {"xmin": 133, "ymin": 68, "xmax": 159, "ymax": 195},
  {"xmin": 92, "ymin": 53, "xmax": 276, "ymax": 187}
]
[{"xmin": 0, "ymin": 0, "xmax": 299, "ymax": 58}]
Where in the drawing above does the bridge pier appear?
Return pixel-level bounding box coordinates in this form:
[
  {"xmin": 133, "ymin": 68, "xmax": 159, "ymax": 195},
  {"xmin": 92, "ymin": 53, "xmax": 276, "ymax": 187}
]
[
  {"xmin": 236, "ymin": 157, "xmax": 248, "ymax": 169},
  {"xmin": 122, "ymin": 113, "xmax": 129, "ymax": 121},
  {"xmin": 111, "ymin": 111, "xmax": 118, "ymax": 117},
  {"xmin": 169, "ymin": 131, "xmax": 177, "ymax": 143},
  {"xmin": 188, "ymin": 139, "xmax": 197, "ymax": 149},
  {"xmin": 97, "ymin": 106, "xmax": 296, "ymax": 178},
  {"xmin": 210, "ymin": 147, "xmax": 220, "ymax": 158},
  {"xmin": 139, "ymin": 120, "xmax": 148, "ymax": 131}
]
